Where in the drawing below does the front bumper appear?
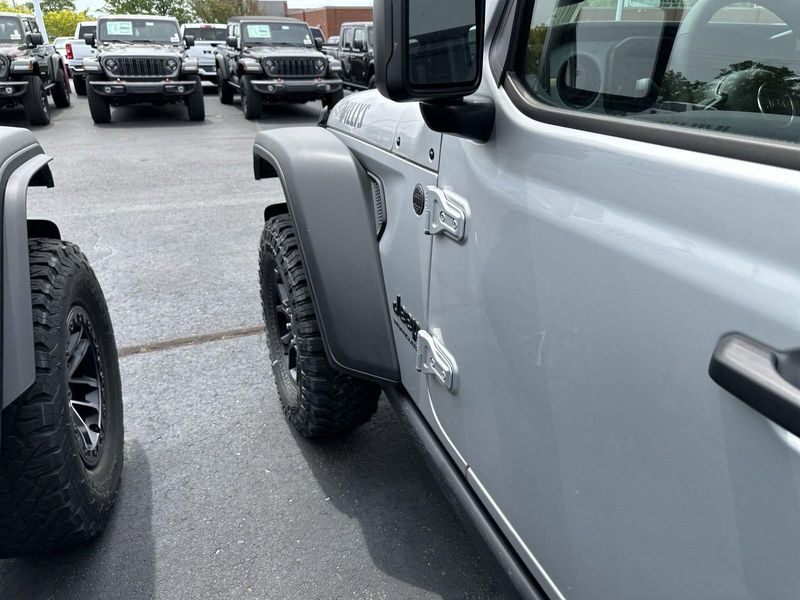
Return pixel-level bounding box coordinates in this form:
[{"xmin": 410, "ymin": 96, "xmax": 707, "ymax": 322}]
[
  {"xmin": 250, "ymin": 77, "xmax": 342, "ymax": 96},
  {"xmin": 0, "ymin": 80, "xmax": 30, "ymax": 99},
  {"xmin": 199, "ymin": 64, "xmax": 216, "ymax": 77},
  {"xmin": 88, "ymin": 79, "xmax": 198, "ymax": 97}
]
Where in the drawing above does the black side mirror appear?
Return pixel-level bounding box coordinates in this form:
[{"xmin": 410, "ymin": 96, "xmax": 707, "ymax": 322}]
[
  {"xmin": 83, "ymin": 32, "xmax": 95, "ymax": 47},
  {"xmin": 226, "ymin": 36, "xmax": 237, "ymax": 49},
  {"xmin": 375, "ymin": 0, "xmax": 485, "ymax": 102},
  {"xmin": 184, "ymin": 34, "xmax": 194, "ymax": 47},
  {"xmin": 314, "ymin": 37, "xmax": 323, "ymax": 50},
  {"xmin": 27, "ymin": 32, "xmax": 43, "ymax": 47}
]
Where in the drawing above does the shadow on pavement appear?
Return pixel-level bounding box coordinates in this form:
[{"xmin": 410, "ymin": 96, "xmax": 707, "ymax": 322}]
[
  {"xmin": 0, "ymin": 439, "xmax": 156, "ymax": 600},
  {"xmin": 294, "ymin": 399, "xmax": 507, "ymax": 599}
]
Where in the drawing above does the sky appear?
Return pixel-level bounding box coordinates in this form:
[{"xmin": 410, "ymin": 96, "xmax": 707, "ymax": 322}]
[{"xmin": 79, "ymin": 0, "xmax": 373, "ymax": 12}]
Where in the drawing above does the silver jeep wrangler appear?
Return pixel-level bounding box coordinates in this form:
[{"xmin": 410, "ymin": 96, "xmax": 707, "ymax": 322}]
[{"xmin": 254, "ymin": 0, "xmax": 800, "ymax": 597}]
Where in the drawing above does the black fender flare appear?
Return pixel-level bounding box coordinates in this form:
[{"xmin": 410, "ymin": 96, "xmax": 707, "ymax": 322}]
[
  {"xmin": 47, "ymin": 52, "xmax": 62, "ymax": 82},
  {"xmin": 215, "ymin": 53, "xmax": 228, "ymax": 79},
  {"xmin": 253, "ymin": 126, "xmax": 400, "ymax": 384},
  {"xmin": 2, "ymin": 141, "xmax": 55, "ymax": 411}
]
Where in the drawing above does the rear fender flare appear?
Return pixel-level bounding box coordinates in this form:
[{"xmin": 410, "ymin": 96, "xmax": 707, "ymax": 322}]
[{"xmin": 253, "ymin": 126, "xmax": 400, "ymax": 384}]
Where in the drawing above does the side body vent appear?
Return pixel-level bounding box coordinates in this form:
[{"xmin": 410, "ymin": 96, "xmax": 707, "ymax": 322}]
[{"xmin": 367, "ymin": 173, "xmax": 387, "ymax": 239}]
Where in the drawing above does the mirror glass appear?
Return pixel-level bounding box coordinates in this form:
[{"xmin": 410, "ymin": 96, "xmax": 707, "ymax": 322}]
[{"xmin": 407, "ymin": 0, "xmax": 479, "ymax": 87}]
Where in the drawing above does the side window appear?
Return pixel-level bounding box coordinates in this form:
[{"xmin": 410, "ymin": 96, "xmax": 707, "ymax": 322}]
[
  {"xmin": 354, "ymin": 27, "xmax": 366, "ymax": 49},
  {"xmin": 21, "ymin": 19, "xmax": 31, "ymax": 34},
  {"xmin": 27, "ymin": 19, "xmax": 39, "ymax": 33},
  {"xmin": 521, "ymin": 0, "xmax": 800, "ymax": 144},
  {"xmin": 343, "ymin": 27, "xmax": 354, "ymax": 49}
]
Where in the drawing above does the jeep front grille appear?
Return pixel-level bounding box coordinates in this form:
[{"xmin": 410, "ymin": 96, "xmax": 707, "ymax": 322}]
[
  {"xmin": 113, "ymin": 57, "xmax": 171, "ymax": 77},
  {"xmin": 264, "ymin": 57, "xmax": 322, "ymax": 78}
]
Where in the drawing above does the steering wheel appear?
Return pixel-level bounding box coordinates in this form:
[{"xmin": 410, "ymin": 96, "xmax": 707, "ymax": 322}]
[{"xmin": 668, "ymin": 0, "xmax": 800, "ymax": 81}]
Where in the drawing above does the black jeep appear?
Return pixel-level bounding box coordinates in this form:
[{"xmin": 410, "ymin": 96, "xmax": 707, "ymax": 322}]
[
  {"xmin": 0, "ymin": 12, "xmax": 70, "ymax": 126},
  {"xmin": 83, "ymin": 14, "xmax": 205, "ymax": 124},
  {"xmin": 216, "ymin": 16, "xmax": 343, "ymax": 120}
]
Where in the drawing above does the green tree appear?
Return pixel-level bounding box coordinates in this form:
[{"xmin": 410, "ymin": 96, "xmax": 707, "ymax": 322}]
[
  {"xmin": 43, "ymin": 9, "xmax": 91, "ymax": 37},
  {"xmin": 190, "ymin": 0, "xmax": 257, "ymax": 23},
  {"xmin": 102, "ymin": 0, "xmax": 196, "ymax": 23},
  {"xmin": 41, "ymin": 0, "xmax": 77, "ymax": 12},
  {"xmin": 0, "ymin": 1, "xmax": 31, "ymax": 13}
]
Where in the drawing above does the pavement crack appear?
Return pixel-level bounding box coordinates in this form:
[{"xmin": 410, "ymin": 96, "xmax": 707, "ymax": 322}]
[{"xmin": 118, "ymin": 325, "xmax": 265, "ymax": 358}]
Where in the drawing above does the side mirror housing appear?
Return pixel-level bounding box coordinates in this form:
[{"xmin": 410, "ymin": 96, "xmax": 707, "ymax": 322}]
[
  {"xmin": 27, "ymin": 32, "xmax": 43, "ymax": 47},
  {"xmin": 83, "ymin": 32, "xmax": 95, "ymax": 47},
  {"xmin": 227, "ymin": 36, "xmax": 238, "ymax": 49},
  {"xmin": 184, "ymin": 34, "xmax": 195, "ymax": 48},
  {"xmin": 314, "ymin": 37, "xmax": 323, "ymax": 50},
  {"xmin": 375, "ymin": 0, "xmax": 485, "ymax": 102}
]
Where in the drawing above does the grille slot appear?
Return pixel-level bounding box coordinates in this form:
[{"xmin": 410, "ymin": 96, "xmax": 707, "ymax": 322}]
[
  {"xmin": 264, "ymin": 57, "xmax": 322, "ymax": 78},
  {"xmin": 368, "ymin": 173, "xmax": 386, "ymax": 239},
  {"xmin": 113, "ymin": 57, "xmax": 172, "ymax": 77}
]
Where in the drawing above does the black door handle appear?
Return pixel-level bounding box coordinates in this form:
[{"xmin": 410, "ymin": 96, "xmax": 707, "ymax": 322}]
[{"xmin": 709, "ymin": 333, "xmax": 800, "ymax": 437}]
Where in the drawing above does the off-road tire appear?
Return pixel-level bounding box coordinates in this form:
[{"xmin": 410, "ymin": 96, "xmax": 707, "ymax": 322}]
[
  {"xmin": 73, "ymin": 75, "xmax": 87, "ymax": 96},
  {"xmin": 324, "ymin": 89, "xmax": 344, "ymax": 109},
  {"xmin": 186, "ymin": 76, "xmax": 205, "ymax": 121},
  {"xmin": 259, "ymin": 215, "xmax": 380, "ymax": 438},
  {"xmin": 218, "ymin": 70, "xmax": 233, "ymax": 104},
  {"xmin": 51, "ymin": 68, "xmax": 71, "ymax": 108},
  {"xmin": 87, "ymin": 77, "xmax": 111, "ymax": 123},
  {"xmin": 241, "ymin": 75, "xmax": 262, "ymax": 120},
  {"xmin": 21, "ymin": 75, "xmax": 50, "ymax": 126},
  {"xmin": 0, "ymin": 239, "xmax": 123, "ymax": 558}
]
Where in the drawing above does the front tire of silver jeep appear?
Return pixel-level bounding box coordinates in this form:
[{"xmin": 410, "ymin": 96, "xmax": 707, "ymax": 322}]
[{"xmin": 259, "ymin": 214, "xmax": 380, "ymax": 438}]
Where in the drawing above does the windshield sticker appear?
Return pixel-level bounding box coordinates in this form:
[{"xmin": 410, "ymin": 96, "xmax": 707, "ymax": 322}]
[
  {"xmin": 106, "ymin": 21, "xmax": 133, "ymax": 35},
  {"xmin": 281, "ymin": 25, "xmax": 290, "ymax": 30},
  {"xmin": 246, "ymin": 24, "xmax": 271, "ymax": 38},
  {"xmin": 9, "ymin": 32, "xmax": 20, "ymax": 40}
]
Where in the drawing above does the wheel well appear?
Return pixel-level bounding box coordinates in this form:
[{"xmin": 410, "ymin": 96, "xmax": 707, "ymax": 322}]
[
  {"xmin": 27, "ymin": 219, "xmax": 60, "ymax": 240},
  {"xmin": 264, "ymin": 203, "xmax": 288, "ymax": 221}
]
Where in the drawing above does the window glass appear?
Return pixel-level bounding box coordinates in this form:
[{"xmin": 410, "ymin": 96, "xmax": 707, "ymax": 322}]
[
  {"xmin": 242, "ymin": 22, "xmax": 311, "ymax": 46},
  {"xmin": 77, "ymin": 24, "xmax": 96, "ymax": 37},
  {"xmin": 354, "ymin": 27, "xmax": 366, "ymax": 48},
  {"xmin": 368, "ymin": 26, "xmax": 374, "ymax": 47},
  {"xmin": 0, "ymin": 17, "xmax": 23, "ymax": 42},
  {"xmin": 27, "ymin": 19, "xmax": 39, "ymax": 33},
  {"xmin": 343, "ymin": 27, "xmax": 354, "ymax": 48},
  {"xmin": 99, "ymin": 19, "xmax": 180, "ymax": 44},
  {"xmin": 522, "ymin": 0, "xmax": 800, "ymax": 144},
  {"xmin": 184, "ymin": 26, "xmax": 226, "ymax": 41}
]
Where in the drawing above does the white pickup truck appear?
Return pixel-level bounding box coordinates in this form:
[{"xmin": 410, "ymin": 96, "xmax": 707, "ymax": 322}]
[
  {"xmin": 180, "ymin": 23, "xmax": 226, "ymax": 85},
  {"xmin": 63, "ymin": 20, "xmax": 96, "ymax": 96}
]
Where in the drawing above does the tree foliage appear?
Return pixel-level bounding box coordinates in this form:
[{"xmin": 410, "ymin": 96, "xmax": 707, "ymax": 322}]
[
  {"xmin": 102, "ymin": 0, "xmax": 196, "ymax": 23},
  {"xmin": 190, "ymin": 0, "xmax": 258, "ymax": 24},
  {"xmin": 44, "ymin": 9, "xmax": 91, "ymax": 37},
  {"xmin": 40, "ymin": 0, "xmax": 76, "ymax": 12}
]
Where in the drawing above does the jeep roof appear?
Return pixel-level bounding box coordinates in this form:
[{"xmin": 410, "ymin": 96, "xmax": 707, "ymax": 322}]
[
  {"xmin": 0, "ymin": 12, "xmax": 33, "ymax": 19},
  {"xmin": 183, "ymin": 22, "xmax": 225, "ymax": 28},
  {"xmin": 98, "ymin": 14, "xmax": 178, "ymax": 22},
  {"xmin": 340, "ymin": 21, "xmax": 373, "ymax": 27},
  {"xmin": 227, "ymin": 16, "xmax": 302, "ymax": 24}
]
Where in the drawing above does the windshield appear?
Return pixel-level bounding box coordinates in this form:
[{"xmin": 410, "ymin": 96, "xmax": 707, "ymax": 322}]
[
  {"xmin": 0, "ymin": 17, "xmax": 23, "ymax": 44},
  {"xmin": 99, "ymin": 19, "xmax": 180, "ymax": 44},
  {"xmin": 241, "ymin": 22, "xmax": 312, "ymax": 47},
  {"xmin": 184, "ymin": 26, "xmax": 226, "ymax": 42}
]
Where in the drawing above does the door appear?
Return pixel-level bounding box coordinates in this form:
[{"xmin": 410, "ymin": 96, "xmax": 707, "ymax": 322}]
[
  {"xmin": 340, "ymin": 26, "xmax": 354, "ymax": 81},
  {"xmin": 425, "ymin": 1, "xmax": 800, "ymax": 599}
]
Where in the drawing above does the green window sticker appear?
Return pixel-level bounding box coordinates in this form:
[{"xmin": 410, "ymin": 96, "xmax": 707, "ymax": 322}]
[
  {"xmin": 107, "ymin": 21, "xmax": 133, "ymax": 35},
  {"xmin": 245, "ymin": 24, "xmax": 271, "ymax": 39}
]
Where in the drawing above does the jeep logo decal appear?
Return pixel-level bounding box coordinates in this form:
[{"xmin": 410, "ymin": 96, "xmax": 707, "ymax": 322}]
[{"xmin": 392, "ymin": 295, "xmax": 420, "ymax": 346}]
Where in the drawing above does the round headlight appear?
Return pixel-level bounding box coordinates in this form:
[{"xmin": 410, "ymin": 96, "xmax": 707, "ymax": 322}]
[
  {"xmin": 164, "ymin": 58, "xmax": 179, "ymax": 73},
  {"xmin": 314, "ymin": 58, "xmax": 326, "ymax": 72},
  {"xmin": 104, "ymin": 58, "xmax": 119, "ymax": 75},
  {"xmin": 264, "ymin": 59, "xmax": 276, "ymax": 75}
]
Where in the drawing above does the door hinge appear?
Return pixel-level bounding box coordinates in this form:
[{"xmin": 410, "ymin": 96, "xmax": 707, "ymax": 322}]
[
  {"xmin": 416, "ymin": 330, "xmax": 458, "ymax": 392},
  {"xmin": 424, "ymin": 186, "xmax": 466, "ymax": 242}
]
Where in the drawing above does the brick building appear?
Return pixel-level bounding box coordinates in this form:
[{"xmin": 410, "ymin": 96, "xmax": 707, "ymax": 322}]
[{"xmin": 287, "ymin": 6, "xmax": 373, "ymax": 39}]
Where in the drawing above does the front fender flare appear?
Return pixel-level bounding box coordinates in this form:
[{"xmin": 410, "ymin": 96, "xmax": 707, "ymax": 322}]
[
  {"xmin": 2, "ymin": 147, "xmax": 54, "ymax": 410},
  {"xmin": 254, "ymin": 127, "xmax": 400, "ymax": 384}
]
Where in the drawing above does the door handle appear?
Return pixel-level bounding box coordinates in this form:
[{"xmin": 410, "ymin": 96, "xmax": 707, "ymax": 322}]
[{"xmin": 709, "ymin": 333, "xmax": 800, "ymax": 437}]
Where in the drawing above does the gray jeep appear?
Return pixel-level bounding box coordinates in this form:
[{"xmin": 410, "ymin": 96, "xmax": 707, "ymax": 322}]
[
  {"xmin": 0, "ymin": 12, "xmax": 71, "ymax": 126},
  {"xmin": 0, "ymin": 127, "xmax": 123, "ymax": 556},
  {"xmin": 216, "ymin": 16, "xmax": 343, "ymax": 120},
  {"xmin": 253, "ymin": 0, "xmax": 800, "ymax": 597},
  {"xmin": 83, "ymin": 15, "xmax": 205, "ymax": 124}
]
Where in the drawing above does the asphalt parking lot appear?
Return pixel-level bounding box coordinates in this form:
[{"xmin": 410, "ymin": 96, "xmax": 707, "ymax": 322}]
[{"xmin": 0, "ymin": 89, "xmax": 505, "ymax": 599}]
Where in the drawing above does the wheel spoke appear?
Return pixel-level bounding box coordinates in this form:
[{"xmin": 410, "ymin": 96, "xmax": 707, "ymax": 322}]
[
  {"xmin": 71, "ymin": 404, "xmax": 99, "ymax": 449},
  {"xmin": 69, "ymin": 375, "xmax": 99, "ymax": 389},
  {"xmin": 67, "ymin": 339, "xmax": 90, "ymax": 376},
  {"xmin": 280, "ymin": 331, "xmax": 293, "ymax": 345}
]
